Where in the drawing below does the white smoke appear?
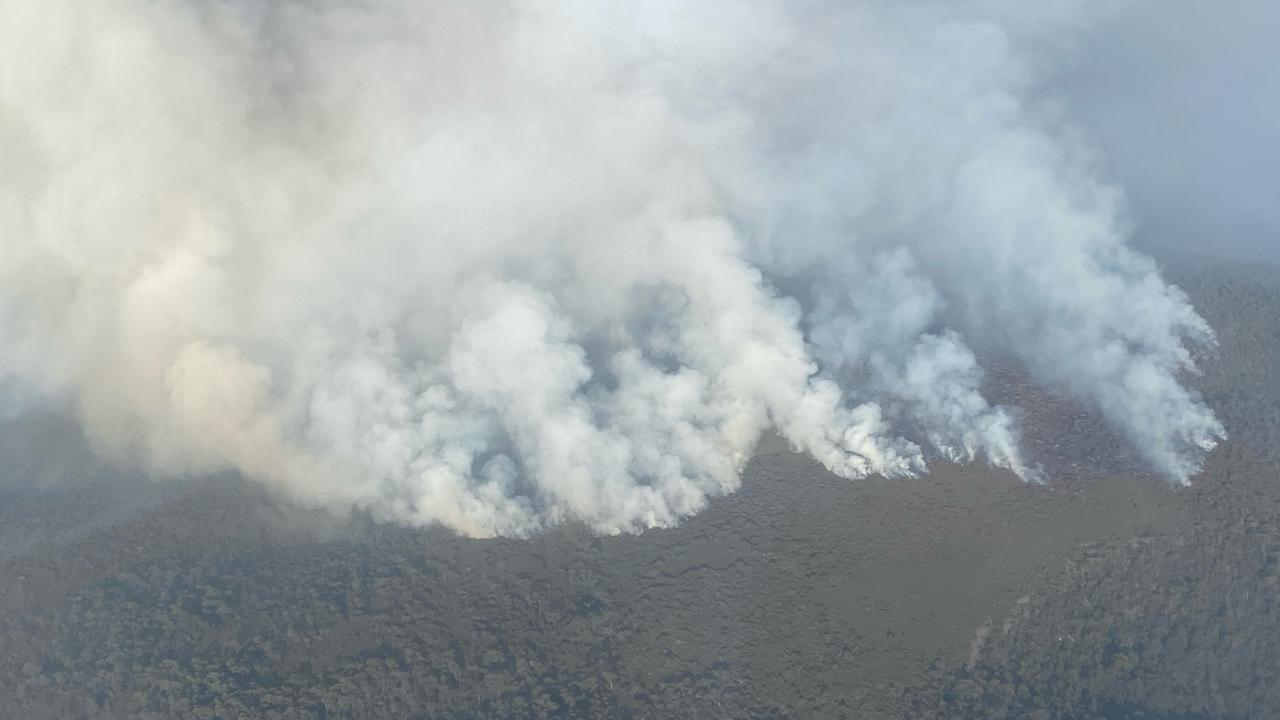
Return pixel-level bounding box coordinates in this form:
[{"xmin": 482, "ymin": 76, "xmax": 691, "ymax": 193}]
[{"xmin": 0, "ymin": 0, "xmax": 1225, "ymax": 537}]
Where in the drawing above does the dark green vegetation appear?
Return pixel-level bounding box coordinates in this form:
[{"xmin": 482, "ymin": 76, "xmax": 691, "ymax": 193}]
[
  {"xmin": 907, "ymin": 256, "xmax": 1280, "ymax": 719},
  {"xmin": 2, "ymin": 254, "xmax": 1278, "ymax": 719}
]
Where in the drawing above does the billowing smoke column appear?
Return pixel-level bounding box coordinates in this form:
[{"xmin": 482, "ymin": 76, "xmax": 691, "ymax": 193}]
[{"xmin": 0, "ymin": 0, "xmax": 1225, "ymax": 537}]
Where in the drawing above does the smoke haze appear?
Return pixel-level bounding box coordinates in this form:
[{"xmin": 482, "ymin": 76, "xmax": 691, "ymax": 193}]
[
  {"xmin": 1060, "ymin": 0, "xmax": 1280, "ymax": 264},
  {"xmin": 0, "ymin": 0, "xmax": 1225, "ymax": 537}
]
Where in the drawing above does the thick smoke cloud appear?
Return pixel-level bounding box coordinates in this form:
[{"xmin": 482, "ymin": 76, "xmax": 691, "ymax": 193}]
[{"xmin": 0, "ymin": 0, "xmax": 1224, "ymax": 537}]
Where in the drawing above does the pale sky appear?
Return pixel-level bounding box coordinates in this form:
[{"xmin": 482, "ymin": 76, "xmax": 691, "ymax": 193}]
[{"xmin": 1061, "ymin": 0, "xmax": 1280, "ymax": 263}]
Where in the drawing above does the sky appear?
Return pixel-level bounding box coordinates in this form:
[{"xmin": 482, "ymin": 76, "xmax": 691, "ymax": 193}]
[{"xmin": 1061, "ymin": 0, "xmax": 1280, "ymax": 264}]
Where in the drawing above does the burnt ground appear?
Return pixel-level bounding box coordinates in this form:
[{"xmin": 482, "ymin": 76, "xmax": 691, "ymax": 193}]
[{"xmin": 1, "ymin": 253, "xmax": 1278, "ymax": 719}]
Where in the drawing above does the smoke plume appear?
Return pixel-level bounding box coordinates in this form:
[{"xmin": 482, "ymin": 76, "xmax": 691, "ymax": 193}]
[{"xmin": 0, "ymin": 0, "xmax": 1224, "ymax": 537}]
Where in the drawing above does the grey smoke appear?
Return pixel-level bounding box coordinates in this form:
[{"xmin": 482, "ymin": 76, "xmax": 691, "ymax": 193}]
[
  {"xmin": 0, "ymin": 0, "xmax": 1224, "ymax": 537},
  {"xmin": 1060, "ymin": 0, "xmax": 1280, "ymax": 264}
]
